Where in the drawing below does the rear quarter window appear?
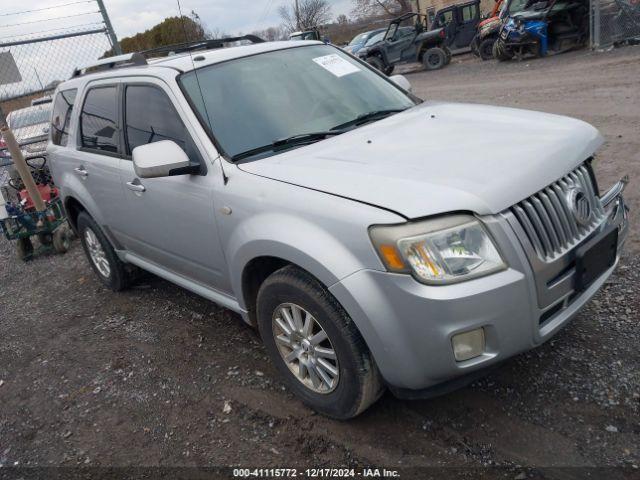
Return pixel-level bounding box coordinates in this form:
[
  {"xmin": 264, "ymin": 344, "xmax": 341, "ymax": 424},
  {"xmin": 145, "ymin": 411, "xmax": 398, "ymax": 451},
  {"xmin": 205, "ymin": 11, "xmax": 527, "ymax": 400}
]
[{"xmin": 51, "ymin": 89, "xmax": 77, "ymax": 146}]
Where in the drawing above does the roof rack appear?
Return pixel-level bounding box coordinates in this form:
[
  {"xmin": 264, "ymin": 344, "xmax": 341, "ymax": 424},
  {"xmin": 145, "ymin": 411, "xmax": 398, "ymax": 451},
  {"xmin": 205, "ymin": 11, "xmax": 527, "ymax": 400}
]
[
  {"xmin": 70, "ymin": 35, "xmax": 265, "ymax": 79},
  {"xmin": 140, "ymin": 34, "xmax": 265, "ymax": 57},
  {"xmin": 72, "ymin": 52, "xmax": 147, "ymax": 78}
]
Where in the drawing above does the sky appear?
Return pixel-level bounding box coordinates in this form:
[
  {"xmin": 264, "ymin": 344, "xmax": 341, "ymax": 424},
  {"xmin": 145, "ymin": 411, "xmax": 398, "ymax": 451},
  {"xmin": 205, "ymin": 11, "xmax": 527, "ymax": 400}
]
[
  {"xmin": 0, "ymin": 0, "xmax": 355, "ymax": 41},
  {"xmin": 0, "ymin": 0, "xmax": 354, "ymax": 97}
]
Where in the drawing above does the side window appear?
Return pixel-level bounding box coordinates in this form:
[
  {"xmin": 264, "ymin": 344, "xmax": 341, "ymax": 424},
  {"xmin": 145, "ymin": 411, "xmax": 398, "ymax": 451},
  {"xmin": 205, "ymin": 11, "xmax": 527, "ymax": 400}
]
[
  {"xmin": 436, "ymin": 10, "xmax": 454, "ymax": 27},
  {"xmin": 461, "ymin": 5, "xmax": 478, "ymax": 22},
  {"xmin": 427, "ymin": 7, "xmax": 436, "ymax": 27},
  {"xmin": 51, "ymin": 89, "xmax": 77, "ymax": 146},
  {"xmin": 80, "ymin": 86, "xmax": 119, "ymax": 153},
  {"xmin": 124, "ymin": 85, "xmax": 201, "ymax": 164}
]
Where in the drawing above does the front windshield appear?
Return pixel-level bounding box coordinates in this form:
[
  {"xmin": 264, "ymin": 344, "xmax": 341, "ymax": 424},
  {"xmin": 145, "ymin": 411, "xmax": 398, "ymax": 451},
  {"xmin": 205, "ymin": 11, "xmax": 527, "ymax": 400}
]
[
  {"xmin": 180, "ymin": 45, "xmax": 415, "ymax": 160},
  {"xmin": 8, "ymin": 107, "xmax": 50, "ymax": 128},
  {"xmin": 349, "ymin": 32, "xmax": 367, "ymax": 45}
]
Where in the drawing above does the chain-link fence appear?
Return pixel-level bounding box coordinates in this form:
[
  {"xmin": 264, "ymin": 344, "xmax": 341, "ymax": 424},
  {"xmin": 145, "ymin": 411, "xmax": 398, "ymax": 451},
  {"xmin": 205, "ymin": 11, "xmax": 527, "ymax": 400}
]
[
  {"xmin": 0, "ymin": 0, "xmax": 120, "ymax": 161},
  {"xmin": 591, "ymin": 0, "xmax": 640, "ymax": 48}
]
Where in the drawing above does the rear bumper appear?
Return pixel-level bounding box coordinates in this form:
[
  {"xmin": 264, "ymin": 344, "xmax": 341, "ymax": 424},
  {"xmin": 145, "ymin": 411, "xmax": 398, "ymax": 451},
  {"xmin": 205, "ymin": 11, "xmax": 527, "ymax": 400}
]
[{"xmin": 329, "ymin": 183, "xmax": 629, "ymax": 393}]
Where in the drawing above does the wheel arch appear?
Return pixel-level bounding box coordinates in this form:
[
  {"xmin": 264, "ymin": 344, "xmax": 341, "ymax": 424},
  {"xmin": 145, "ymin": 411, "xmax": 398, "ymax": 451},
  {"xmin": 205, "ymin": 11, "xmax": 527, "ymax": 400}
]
[{"xmin": 63, "ymin": 195, "xmax": 87, "ymax": 233}]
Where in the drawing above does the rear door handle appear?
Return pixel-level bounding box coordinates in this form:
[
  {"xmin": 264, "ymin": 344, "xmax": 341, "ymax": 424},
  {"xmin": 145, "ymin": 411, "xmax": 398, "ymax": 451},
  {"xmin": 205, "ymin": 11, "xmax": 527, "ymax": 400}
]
[
  {"xmin": 126, "ymin": 181, "xmax": 146, "ymax": 193},
  {"xmin": 74, "ymin": 167, "xmax": 88, "ymax": 177}
]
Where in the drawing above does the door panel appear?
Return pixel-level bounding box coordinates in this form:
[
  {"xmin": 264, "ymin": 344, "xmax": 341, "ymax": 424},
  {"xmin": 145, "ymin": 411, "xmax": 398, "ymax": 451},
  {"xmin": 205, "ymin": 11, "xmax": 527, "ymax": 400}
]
[
  {"xmin": 118, "ymin": 161, "xmax": 228, "ymax": 290},
  {"xmin": 387, "ymin": 27, "xmax": 418, "ymax": 63},
  {"xmin": 74, "ymin": 84, "xmax": 128, "ymax": 236},
  {"xmin": 115, "ymin": 81, "xmax": 229, "ymax": 292},
  {"xmin": 454, "ymin": 4, "xmax": 481, "ymax": 48}
]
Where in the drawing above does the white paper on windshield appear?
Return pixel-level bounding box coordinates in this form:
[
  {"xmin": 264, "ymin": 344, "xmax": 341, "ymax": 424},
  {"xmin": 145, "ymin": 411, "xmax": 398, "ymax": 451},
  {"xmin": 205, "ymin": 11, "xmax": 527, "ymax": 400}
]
[{"xmin": 312, "ymin": 54, "xmax": 360, "ymax": 77}]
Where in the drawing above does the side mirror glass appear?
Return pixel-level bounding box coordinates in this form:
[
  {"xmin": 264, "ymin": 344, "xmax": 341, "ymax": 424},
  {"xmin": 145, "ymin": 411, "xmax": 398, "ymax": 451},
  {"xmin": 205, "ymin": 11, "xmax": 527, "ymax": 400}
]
[
  {"xmin": 132, "ymin": 140, "xmax": 197, "ymax": 178},
  {"xmin": 389, "ymin": 74, "xmax": 412, "ymax": 92}
]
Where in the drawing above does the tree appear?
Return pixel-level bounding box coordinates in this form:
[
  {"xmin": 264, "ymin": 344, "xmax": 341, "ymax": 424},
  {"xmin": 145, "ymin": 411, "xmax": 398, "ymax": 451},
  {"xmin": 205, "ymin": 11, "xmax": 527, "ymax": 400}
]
[
  {"xmin": 336, "ymin": 14, "xmax": 350, "ymax": 25},
  {"xmin": 351, "ymin": 0, "xmax": 413, "ymax": 18},
  {"xmin": 278, "ymin": 0, "xmax": 333, "ymax": 32},
  {"xmin": 115, "ymin": 16, "xmax": 208, "ymax": 55}
]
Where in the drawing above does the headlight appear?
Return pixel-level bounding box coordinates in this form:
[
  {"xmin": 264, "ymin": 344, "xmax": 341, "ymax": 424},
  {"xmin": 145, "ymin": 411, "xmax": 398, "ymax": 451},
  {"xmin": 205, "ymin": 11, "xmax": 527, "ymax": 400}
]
[{"xmin": 369, "ymin": 215, "xmax": 507, "ymax": 285}]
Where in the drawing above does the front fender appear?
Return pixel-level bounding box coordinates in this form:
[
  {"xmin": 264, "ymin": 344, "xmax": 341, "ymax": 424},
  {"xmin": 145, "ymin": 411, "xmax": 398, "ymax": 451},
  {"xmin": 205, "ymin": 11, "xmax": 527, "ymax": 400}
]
[{"xmin": 227, "ymin": 212, "xmax": 376, "ymax": 310}]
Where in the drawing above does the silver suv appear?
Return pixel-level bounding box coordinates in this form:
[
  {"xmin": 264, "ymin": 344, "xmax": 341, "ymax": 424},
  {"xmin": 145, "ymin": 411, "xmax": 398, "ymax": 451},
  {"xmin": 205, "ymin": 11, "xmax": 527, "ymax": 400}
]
[{"xmin": 47, "ymin": 40, "xmax": 629, "ymax": 419}]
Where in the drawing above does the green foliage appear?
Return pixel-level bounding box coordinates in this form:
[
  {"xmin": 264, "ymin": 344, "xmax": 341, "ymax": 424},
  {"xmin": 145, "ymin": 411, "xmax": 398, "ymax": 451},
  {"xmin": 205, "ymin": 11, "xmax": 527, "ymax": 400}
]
[{"xmin": 105, "ymin": 16, "xmax": 207, "ymax": 56}]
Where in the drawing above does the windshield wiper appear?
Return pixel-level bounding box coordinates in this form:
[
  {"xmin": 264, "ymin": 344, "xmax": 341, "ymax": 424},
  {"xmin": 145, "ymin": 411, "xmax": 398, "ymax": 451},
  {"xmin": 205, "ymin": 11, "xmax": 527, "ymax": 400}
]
[
  {"xmin": 331, "ymin": 108, "xmax": 407, "ymax": 131},
  {"xmin": 231, "ymin": 130, "xmax": 346, "ymax": 162}
]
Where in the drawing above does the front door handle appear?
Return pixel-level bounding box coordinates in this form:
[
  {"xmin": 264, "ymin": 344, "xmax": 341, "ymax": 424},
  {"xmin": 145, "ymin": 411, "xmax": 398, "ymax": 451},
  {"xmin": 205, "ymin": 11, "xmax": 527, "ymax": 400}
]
[
  {"xmin": 126, "ymin": 181, "xmax": 146, "ymax": 193},
  {"xmin": 74, "ymin": 167, "xmax": 88, "ymax": 177}
]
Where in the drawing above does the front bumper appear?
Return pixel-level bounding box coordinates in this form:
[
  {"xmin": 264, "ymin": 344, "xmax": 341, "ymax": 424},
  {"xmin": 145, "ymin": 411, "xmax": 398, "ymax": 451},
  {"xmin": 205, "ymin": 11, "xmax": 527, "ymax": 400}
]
[{"xmin": 329, "ymin": 181, "xmax": 629, "ymax": 392}]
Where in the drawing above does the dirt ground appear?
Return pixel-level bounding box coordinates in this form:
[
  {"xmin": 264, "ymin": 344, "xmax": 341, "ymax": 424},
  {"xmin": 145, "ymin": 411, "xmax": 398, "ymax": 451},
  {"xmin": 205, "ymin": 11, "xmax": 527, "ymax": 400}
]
[{"xmin": 1, "ymin": 46, "xmax": 639, "ymax": 479}]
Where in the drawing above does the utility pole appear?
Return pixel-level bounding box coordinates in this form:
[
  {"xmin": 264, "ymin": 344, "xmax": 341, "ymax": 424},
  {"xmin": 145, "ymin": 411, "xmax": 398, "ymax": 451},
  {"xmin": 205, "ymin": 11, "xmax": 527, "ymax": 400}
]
[
  {"xmin": 96, "ymin": 0, "xmax": 123, "ymax": 55},
  {"xmin": 294, "ymin": 0, "xmax": 301, "ymax": 30}
]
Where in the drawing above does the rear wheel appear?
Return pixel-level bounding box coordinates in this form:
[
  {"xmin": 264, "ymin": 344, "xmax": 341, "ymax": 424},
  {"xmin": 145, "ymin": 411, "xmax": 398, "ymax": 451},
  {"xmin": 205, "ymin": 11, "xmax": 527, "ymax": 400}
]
[
  {"xmin": 422, "ymin": 47, "xmax": 447, "ymax": 70},
  {"xmin": 443, "ymin": 47, "xmax": 452, "ymax": 65},
  {"xmin": 366, "ymin": 55, "xmax": 386, "ymax": 73},
  {"xmin": 77, "ymin": 211, "xmax": 130, "ymax": 291},
  {"xmin": 478, "ymin": 37, "xmax": 496, "ymax": 60},
  {"xmin": 16, "ymin": 237, "xmax": 33, "ymax": 261},
  {"xmin": 257, "ymin": 265, "xmax": 384, "ymax": 419}
]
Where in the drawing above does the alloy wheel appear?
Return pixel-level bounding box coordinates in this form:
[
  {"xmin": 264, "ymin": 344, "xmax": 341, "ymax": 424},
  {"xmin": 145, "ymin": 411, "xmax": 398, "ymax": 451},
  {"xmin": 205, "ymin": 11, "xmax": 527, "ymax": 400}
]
[
  {"xmin": 85, "ymin": 228, "xmax": 110, "ymax": 278},
  {"xmin": 272, "ymin": 303, "xmax": 339, "ymax": 394}
]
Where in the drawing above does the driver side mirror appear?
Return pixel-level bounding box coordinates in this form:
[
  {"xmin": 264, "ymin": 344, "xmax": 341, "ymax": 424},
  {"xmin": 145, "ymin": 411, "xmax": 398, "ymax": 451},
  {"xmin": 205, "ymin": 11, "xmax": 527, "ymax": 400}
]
[
  {"xmin": 389, "ymin": 74, "xmax": 412, "ymax": 92},
  {"xmin": 132, "ymin": 140, "xmax": 198, "ymax": 178}
]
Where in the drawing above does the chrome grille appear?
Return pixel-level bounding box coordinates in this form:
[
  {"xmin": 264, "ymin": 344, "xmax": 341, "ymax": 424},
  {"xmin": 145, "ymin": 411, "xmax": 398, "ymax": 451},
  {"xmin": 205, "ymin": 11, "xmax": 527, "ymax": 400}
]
[{"xmin": 509, "ymin": 163, "xmax": 605, "ymax": 261}]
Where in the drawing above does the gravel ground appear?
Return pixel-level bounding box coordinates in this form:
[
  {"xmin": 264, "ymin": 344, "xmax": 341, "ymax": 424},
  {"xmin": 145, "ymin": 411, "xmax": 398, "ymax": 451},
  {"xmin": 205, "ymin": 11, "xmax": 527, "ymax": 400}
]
[{"xmin": 0, "ymin": 46, "xmax": 639, "ymax": 478}]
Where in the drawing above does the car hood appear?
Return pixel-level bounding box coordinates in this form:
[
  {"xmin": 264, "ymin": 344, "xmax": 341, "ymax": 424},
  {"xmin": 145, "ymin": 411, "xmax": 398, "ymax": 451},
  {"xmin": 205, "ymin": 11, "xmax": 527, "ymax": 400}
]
[
  {"xmin": 11, "ymin": 123, "xmax": 49, "ymax": 143},
  {"xmin": 237, "ymin": 102, "xmax": 603, "ymax": 219}
]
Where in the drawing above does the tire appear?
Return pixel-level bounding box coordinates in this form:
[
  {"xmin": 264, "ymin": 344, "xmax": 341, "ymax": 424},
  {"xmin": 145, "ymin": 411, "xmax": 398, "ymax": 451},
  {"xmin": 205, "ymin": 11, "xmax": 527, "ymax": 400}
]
[
  {"xmin": 470, "ymin": 35, "xmax": 480, "ymax": 56},
  {"xmin": 366, "ymin": 56, "xmax": 386, "ymax": 73},
  {"xmin": 257, "ymin": 265, "xmax": 384, "ymax": 419},
  {"xmin": 52, "ymin": 224, "xmax": 71, "ymax": 254},
  {"xmin": 77, "ymin": 211, "xmax": 130, "ymax": 291},
  {"xmin": 443, "ymin": 46, "xmax": 452, "ymax": 65},
  {"xmin": 38, "ymin": 233, "xmax": 53, "ymax": 246},
  {"xmin": 493, "ymin": 39, "xmax": 513, "ymax": 61},
  {"xmin": 478, "ymin": 37, "xmax": 496, "ymax": 60},
  {"xmin": 384, "ymin": 65, "xmax": 395, "ymax": 76},
  {"xmin": 422, "ymin": 47, "xmax": 446, "ymax": 70},
  {"xmin": 16, "ymin": 237, "xmax": 33, "ymax": 261}
]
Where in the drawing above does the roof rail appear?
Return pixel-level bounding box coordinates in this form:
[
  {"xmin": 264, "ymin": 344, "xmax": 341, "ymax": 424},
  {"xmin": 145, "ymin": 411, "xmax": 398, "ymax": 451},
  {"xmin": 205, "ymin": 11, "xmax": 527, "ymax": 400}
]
[
  {"xmin": 72, "ymin": 52, "xmax": 147, "ymax": 78},
  {"xmin": 140, "ymin": 35, "xmax": 265, "ymax": 57},
  {"xmin": 69, "ymin": 35, "xmax": 264, "ymax": 79}
]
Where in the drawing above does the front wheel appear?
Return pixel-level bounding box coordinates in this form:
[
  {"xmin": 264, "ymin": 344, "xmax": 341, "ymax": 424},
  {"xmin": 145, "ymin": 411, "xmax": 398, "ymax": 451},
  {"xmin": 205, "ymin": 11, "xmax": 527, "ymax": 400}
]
[
  {"xmin": 257, "ymin": 265, "xmax": 384, "ymax": 419},
  {"xmin": 493, "ymin": 39, "xmax": 513, "ymax": 61},
  {"xmin": 366, "ymin": 56, "xmax": 386, "ymax": 73},
  {"xmin": 478, "ymin": 37, "xmax": 496, "ymax": 60},
  {"xmin": 422, "ymin": 47, "xmax": 447, "ymax": 70}
]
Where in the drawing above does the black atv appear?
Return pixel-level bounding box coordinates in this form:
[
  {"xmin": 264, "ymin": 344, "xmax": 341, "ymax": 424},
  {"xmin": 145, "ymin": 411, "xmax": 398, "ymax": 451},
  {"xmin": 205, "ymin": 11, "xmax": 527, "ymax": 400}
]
[{"xmin": 357, "ymin": 12, "xmax": 452, "ymax": 74}]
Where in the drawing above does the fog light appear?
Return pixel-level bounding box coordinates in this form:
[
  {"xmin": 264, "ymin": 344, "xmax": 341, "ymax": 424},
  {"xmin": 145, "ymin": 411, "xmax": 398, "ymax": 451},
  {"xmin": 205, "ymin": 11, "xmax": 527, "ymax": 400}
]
[{"xmin": 452, "ymin": 328, "xmax": 485, "ymax": 362}]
